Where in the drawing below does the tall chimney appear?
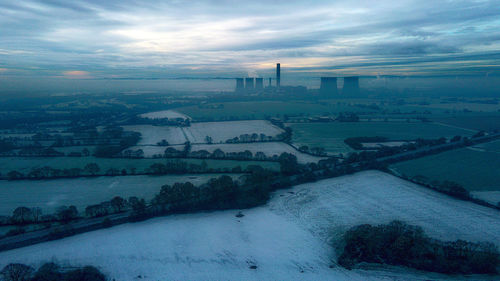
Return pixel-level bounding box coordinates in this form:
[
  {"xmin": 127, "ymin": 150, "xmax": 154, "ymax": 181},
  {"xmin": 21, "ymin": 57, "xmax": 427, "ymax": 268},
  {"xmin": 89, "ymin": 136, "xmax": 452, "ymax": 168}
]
[{"xmin": 276, "ymin": 63, "xmax": 281, "ymax": 88}]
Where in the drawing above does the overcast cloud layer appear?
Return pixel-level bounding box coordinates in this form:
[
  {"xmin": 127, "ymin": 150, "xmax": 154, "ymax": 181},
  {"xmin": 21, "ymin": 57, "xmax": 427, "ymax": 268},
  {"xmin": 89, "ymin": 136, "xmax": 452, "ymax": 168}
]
[{"xmin": 1, "ymin": 0, "xmax": 500, "ymax": 80}]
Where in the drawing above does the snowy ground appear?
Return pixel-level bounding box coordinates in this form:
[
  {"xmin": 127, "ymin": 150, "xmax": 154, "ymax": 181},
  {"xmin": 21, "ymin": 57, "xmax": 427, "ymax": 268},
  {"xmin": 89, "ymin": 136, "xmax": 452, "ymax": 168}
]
[
  {"xmin": 270, "ymin": 171, "xmax": 500, "ymax": 247},
  {"xmin": 184, "ymin": 120, "xmax": 283, "ymax": 144},
  {"xmin": 123, "ymin": 120, "xmax": 283, "ymax": 146},
  {"xmin": 1, "ymin": 171, "xmax": 499, "ymax": 280},
  {"xmin": 471, "ymin": 191, "xmax": 500, "ymax": 205},
  {"xmin": 129, "ymin": 142, "xmax": 324, "ymax": 164},
  {"xmin": 122, "ymin": 125, "xmax": 187, "ymax": 145},
  {"xmin": 139, "ymin": 110, "xmax": 191, "ymax": 120},
  {"xmin": 0, "ymin": 175, "xmax": 226, "ymax": 215}
]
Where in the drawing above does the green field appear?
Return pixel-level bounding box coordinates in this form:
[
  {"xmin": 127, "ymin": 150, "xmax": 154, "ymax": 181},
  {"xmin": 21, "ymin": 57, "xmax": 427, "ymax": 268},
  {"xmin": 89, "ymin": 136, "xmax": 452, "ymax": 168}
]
[
  {"xmin": 390, "ymin": 140, "xmax": 500, "ymax": 192},
  {"xmin": 0, "ymin": 174, "xmax": 233, "ymax": 215},
  {"xmin": 287, "ymin": 121, "xmax": 475, "ymax": 155},
  {"xmin": 431, "ymin": 114, "xmax": 500, "ymax": 132},
  {"xmin": 0, "ymin": 157, "xmax": 279, "ymax": 178}
]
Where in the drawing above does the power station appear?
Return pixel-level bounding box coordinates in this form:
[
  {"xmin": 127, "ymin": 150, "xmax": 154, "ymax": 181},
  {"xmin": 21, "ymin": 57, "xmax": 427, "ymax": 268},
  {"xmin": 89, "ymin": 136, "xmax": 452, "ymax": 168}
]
[{"xmin": 234, "ymin": 63, "xmax": 360, "ymax": 96}]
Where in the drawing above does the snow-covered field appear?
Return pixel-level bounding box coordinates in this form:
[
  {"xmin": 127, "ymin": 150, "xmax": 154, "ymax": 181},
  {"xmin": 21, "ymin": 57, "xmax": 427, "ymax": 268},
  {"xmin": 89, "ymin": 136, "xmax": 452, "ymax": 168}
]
[
  {"xmin": 123, "ymin": 120, "xmax": 283, "ymax": 146},
  {"xmin": 471, "ymin": 191, "xmax": 500, "ymax": 205},
  {"xmin": 184, "ymin": 120, "xmax": 283, "ymax": 143},
  {"xmin": 122, "ymin": 125, "xmax": 187, "ymax": 145},
  {"xmin": 270, "ymin": 171, "xmax": 500, "ymax": 247},
  {"xmin": 129, "ymin": 142, "xmax": 324, "ymax": 163},
  {"xmin": 0, "ymin": 175, "xmax": 224, "ymax": 215},
  {"xmin": 139, "ymin": 110, "xmax": 191, "ymax": 120},
  {"xmin": 1, "ymin": 171, "xmax": 499, "ymax": 280}
]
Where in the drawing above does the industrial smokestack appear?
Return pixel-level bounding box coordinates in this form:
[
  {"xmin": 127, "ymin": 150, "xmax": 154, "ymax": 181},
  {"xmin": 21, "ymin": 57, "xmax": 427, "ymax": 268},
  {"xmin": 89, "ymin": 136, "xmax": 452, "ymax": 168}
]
[
  {"xmin": 235, "ymin": 78, "xmax": 244, "ymax": 92},
  {"xmin": 343, "ymin": 76, "xmax": 360, "ymax": 95},
  {"xmin": 276, "ymin": 63, "xmax": 280, "ymax": 88},
  {"xmin": 255, "ymin": 78, "xmax": 263, "ymax": 89},
  {"xmin": 245, "ymin": 77, "xmax": 254, "ymax": 89}
]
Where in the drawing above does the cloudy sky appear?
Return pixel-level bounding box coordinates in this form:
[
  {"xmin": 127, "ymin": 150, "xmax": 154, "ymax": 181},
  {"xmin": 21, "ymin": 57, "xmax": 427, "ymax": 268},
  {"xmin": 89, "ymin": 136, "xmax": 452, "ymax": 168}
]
[{"xmin": 1, "ymin": 0, "xmax": 500, "ymax": 82}]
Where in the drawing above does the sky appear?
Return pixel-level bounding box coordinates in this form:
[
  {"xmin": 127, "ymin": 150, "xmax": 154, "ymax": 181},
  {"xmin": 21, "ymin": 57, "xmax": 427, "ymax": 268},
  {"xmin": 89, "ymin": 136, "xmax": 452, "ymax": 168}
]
[{"xmin": 1, "ymin": 0, "xmax": 500, "ymax": 93}]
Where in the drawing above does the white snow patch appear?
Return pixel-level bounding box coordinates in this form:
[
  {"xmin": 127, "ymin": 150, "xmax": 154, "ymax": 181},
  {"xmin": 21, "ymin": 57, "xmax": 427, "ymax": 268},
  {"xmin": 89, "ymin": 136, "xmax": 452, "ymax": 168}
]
[
  {"xmin": 139, "ymin": 110, "xmax": 191, "ymax": 120},
  {"xmin": 185, "ymin": 120, "xmax": 283, "ymax": 143},
  {"xmin": 270, "ymin": 171, "xmax": 500, "ymax": 247},
  {"xmin": 471, "ymin": 191, "xmax": 500, "ymax": 205}
]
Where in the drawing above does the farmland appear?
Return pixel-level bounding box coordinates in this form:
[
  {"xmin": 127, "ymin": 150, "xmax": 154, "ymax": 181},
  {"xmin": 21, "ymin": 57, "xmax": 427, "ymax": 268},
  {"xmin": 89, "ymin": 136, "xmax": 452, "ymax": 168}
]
[
  {"xmin": 0, "ymin": 156, "xmax": 280, "ymax": 178},
  {"xmin": 390, "ymin": 140, "xmax": 500, "ymax": 203},
  {"xmin": 139, "ymin": 110, "xmax": 191, "ymax": 120},
  {"xmin": 1, "ymin": 171, "xmax": 498, "ymax": 280},
  {"xmin": 130, "ymin": 142, "xmax": 324, "ymax": 164},
  {"xmin": 123, "ymin": 120, "xmax": 283, "ymax": 145},
  {"xmin": 0, "ymin": 174, "xmax": 229, "ymax": 216},
  {"xmin": 288, "ymin": 121, "xmax": 475, "ymax": 155}
]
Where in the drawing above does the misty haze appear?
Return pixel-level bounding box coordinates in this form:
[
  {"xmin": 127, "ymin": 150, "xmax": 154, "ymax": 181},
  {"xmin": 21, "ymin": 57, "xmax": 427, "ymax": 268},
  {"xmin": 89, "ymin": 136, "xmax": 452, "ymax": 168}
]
[{"xmin": 0, "ymin": 1, "xmax": 500, "ymax": 280}]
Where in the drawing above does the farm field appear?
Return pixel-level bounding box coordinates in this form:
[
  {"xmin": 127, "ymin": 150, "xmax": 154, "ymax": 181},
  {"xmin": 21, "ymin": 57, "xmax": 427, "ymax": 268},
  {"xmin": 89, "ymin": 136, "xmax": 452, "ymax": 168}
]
[
  {"xmin": 175, "ymin": 100, "xmax": 403, "ymax": 121},
  {"xmin": 431, "ymin": 114, "xmax": 500, "ymax": 132},
  {"xmin": 123, "ymin": 120, "xmax": 283, "ymax": 145},
  {"xmin": 130, "ymin": 142, "xmax": 324, "ymax": 164},
  {"xmin": 0, "ymin": 156, "xmax": 280, "ymax": 177},
  {"xmin": 269, "ymin": 171, "xmax": 500, "ymax": 247},
  {"xmin": 139, "ymin": 110, "xmax": 191, "ymax": 120},
  {"xmin": 122, "ymin": 125, "xmax": 186, "ymax": 145},
  {"xmin": 0, "ymin": 174, "xmax": 230, "ymax": 215},
  {"xmin": 288, "ymin": 121, "xmax": 475, "ymax": 155},
  {"xmin": 185, "ymin": 120, "xmax": 283, "ymax": 143},
  {"xmin": 390, "ymin": 140, "xmax": 500, "ymax": 202},
  {"xmin": 1, "ymin": 171, "xmax": 499, "ymax": 280}
]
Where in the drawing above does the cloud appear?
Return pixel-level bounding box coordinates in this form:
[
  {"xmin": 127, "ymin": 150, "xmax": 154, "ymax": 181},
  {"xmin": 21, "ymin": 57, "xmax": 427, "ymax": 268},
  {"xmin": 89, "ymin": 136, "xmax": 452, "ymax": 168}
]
[
  {"xmin": 0, "ymin": 0, "xmax": 499, "ymax": 77},
  {"xmin": 62, "ymin": 70, "xmax": 92, "ymax": 78}
]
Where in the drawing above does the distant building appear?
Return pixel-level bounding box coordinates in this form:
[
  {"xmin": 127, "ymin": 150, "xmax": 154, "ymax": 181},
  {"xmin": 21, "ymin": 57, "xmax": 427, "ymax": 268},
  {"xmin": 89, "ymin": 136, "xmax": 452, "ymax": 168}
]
[
  {"xmin": 255, "ymin": 78, "xmax": 263, "ymax": 89},
  {"xmin": 343, "ymin": 76, "xmax": 360, "ymax": 95},
  {"xmin": 268, "ymin": 77, "xmax": 272, "ymax": 87},
  {"xmin": 245, "ymin": 78, "xmax": 254, "ymax": 90},
  {"xmin": 276, "ymin": 63, "xmax": 281, "ymax": 88},
  {"xmin": 320, "ymin": 77, "xmax": 338, "ymax": 96},
  {"xmin": 235, "ymin": 78, "xmax": 244, "ymax": 92}
]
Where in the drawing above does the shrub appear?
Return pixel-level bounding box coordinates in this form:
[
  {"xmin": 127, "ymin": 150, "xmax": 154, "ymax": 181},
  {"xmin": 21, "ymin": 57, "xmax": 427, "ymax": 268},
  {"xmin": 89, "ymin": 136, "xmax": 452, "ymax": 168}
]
[{"xmin": 338, "ymin": 221, "xmax": 499, "ymax": 274}]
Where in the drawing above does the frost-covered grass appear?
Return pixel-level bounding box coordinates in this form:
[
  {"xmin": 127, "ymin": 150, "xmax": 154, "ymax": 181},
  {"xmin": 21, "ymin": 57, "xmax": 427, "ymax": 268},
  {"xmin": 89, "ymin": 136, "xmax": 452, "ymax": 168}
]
[
  {"xmin": 122, "ymin": 125, "xmax": 187, "ymax": 145},
  {"xmin": 130, "ymin": 142, "xmax": 324, "ymax": 164},
  {"xmin": 139, "ymin": 110, "xmax": 191, "ymax": 120},
  {"xmin": 270, "ymin": 171, "xmax": 500, "ymax": 247},
  {"xmin": 471, "ymin": 191, "xmax": 500, "ymax": 205},
  {"xmin": 0, "ymin": 174, "xmax": 231, "ymax": 215},
  {"xmin": 1, "ymin": 171, "xmax": 498, "ymax": 280},
  {"xmin": 123, "ymin": 120, "xmax": 283, "ymax": 146},
  {"xmin": 184, "ymin": 120, "xmax": 283, "ymax": 143}
]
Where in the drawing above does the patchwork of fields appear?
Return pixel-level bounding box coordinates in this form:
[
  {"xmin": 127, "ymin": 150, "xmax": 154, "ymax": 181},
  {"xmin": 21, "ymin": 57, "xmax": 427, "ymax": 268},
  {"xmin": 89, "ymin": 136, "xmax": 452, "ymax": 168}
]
[
  {"xmin": 1, "ymin": 171, "xmax": 498, "ymax": 280},
  {"xmin": 390, "ymin": 140, "xmax": 500, "ymax": 204},
  {"xmin": 288, "ymin": 121, "xmax": 475, "ymax": 155}
]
